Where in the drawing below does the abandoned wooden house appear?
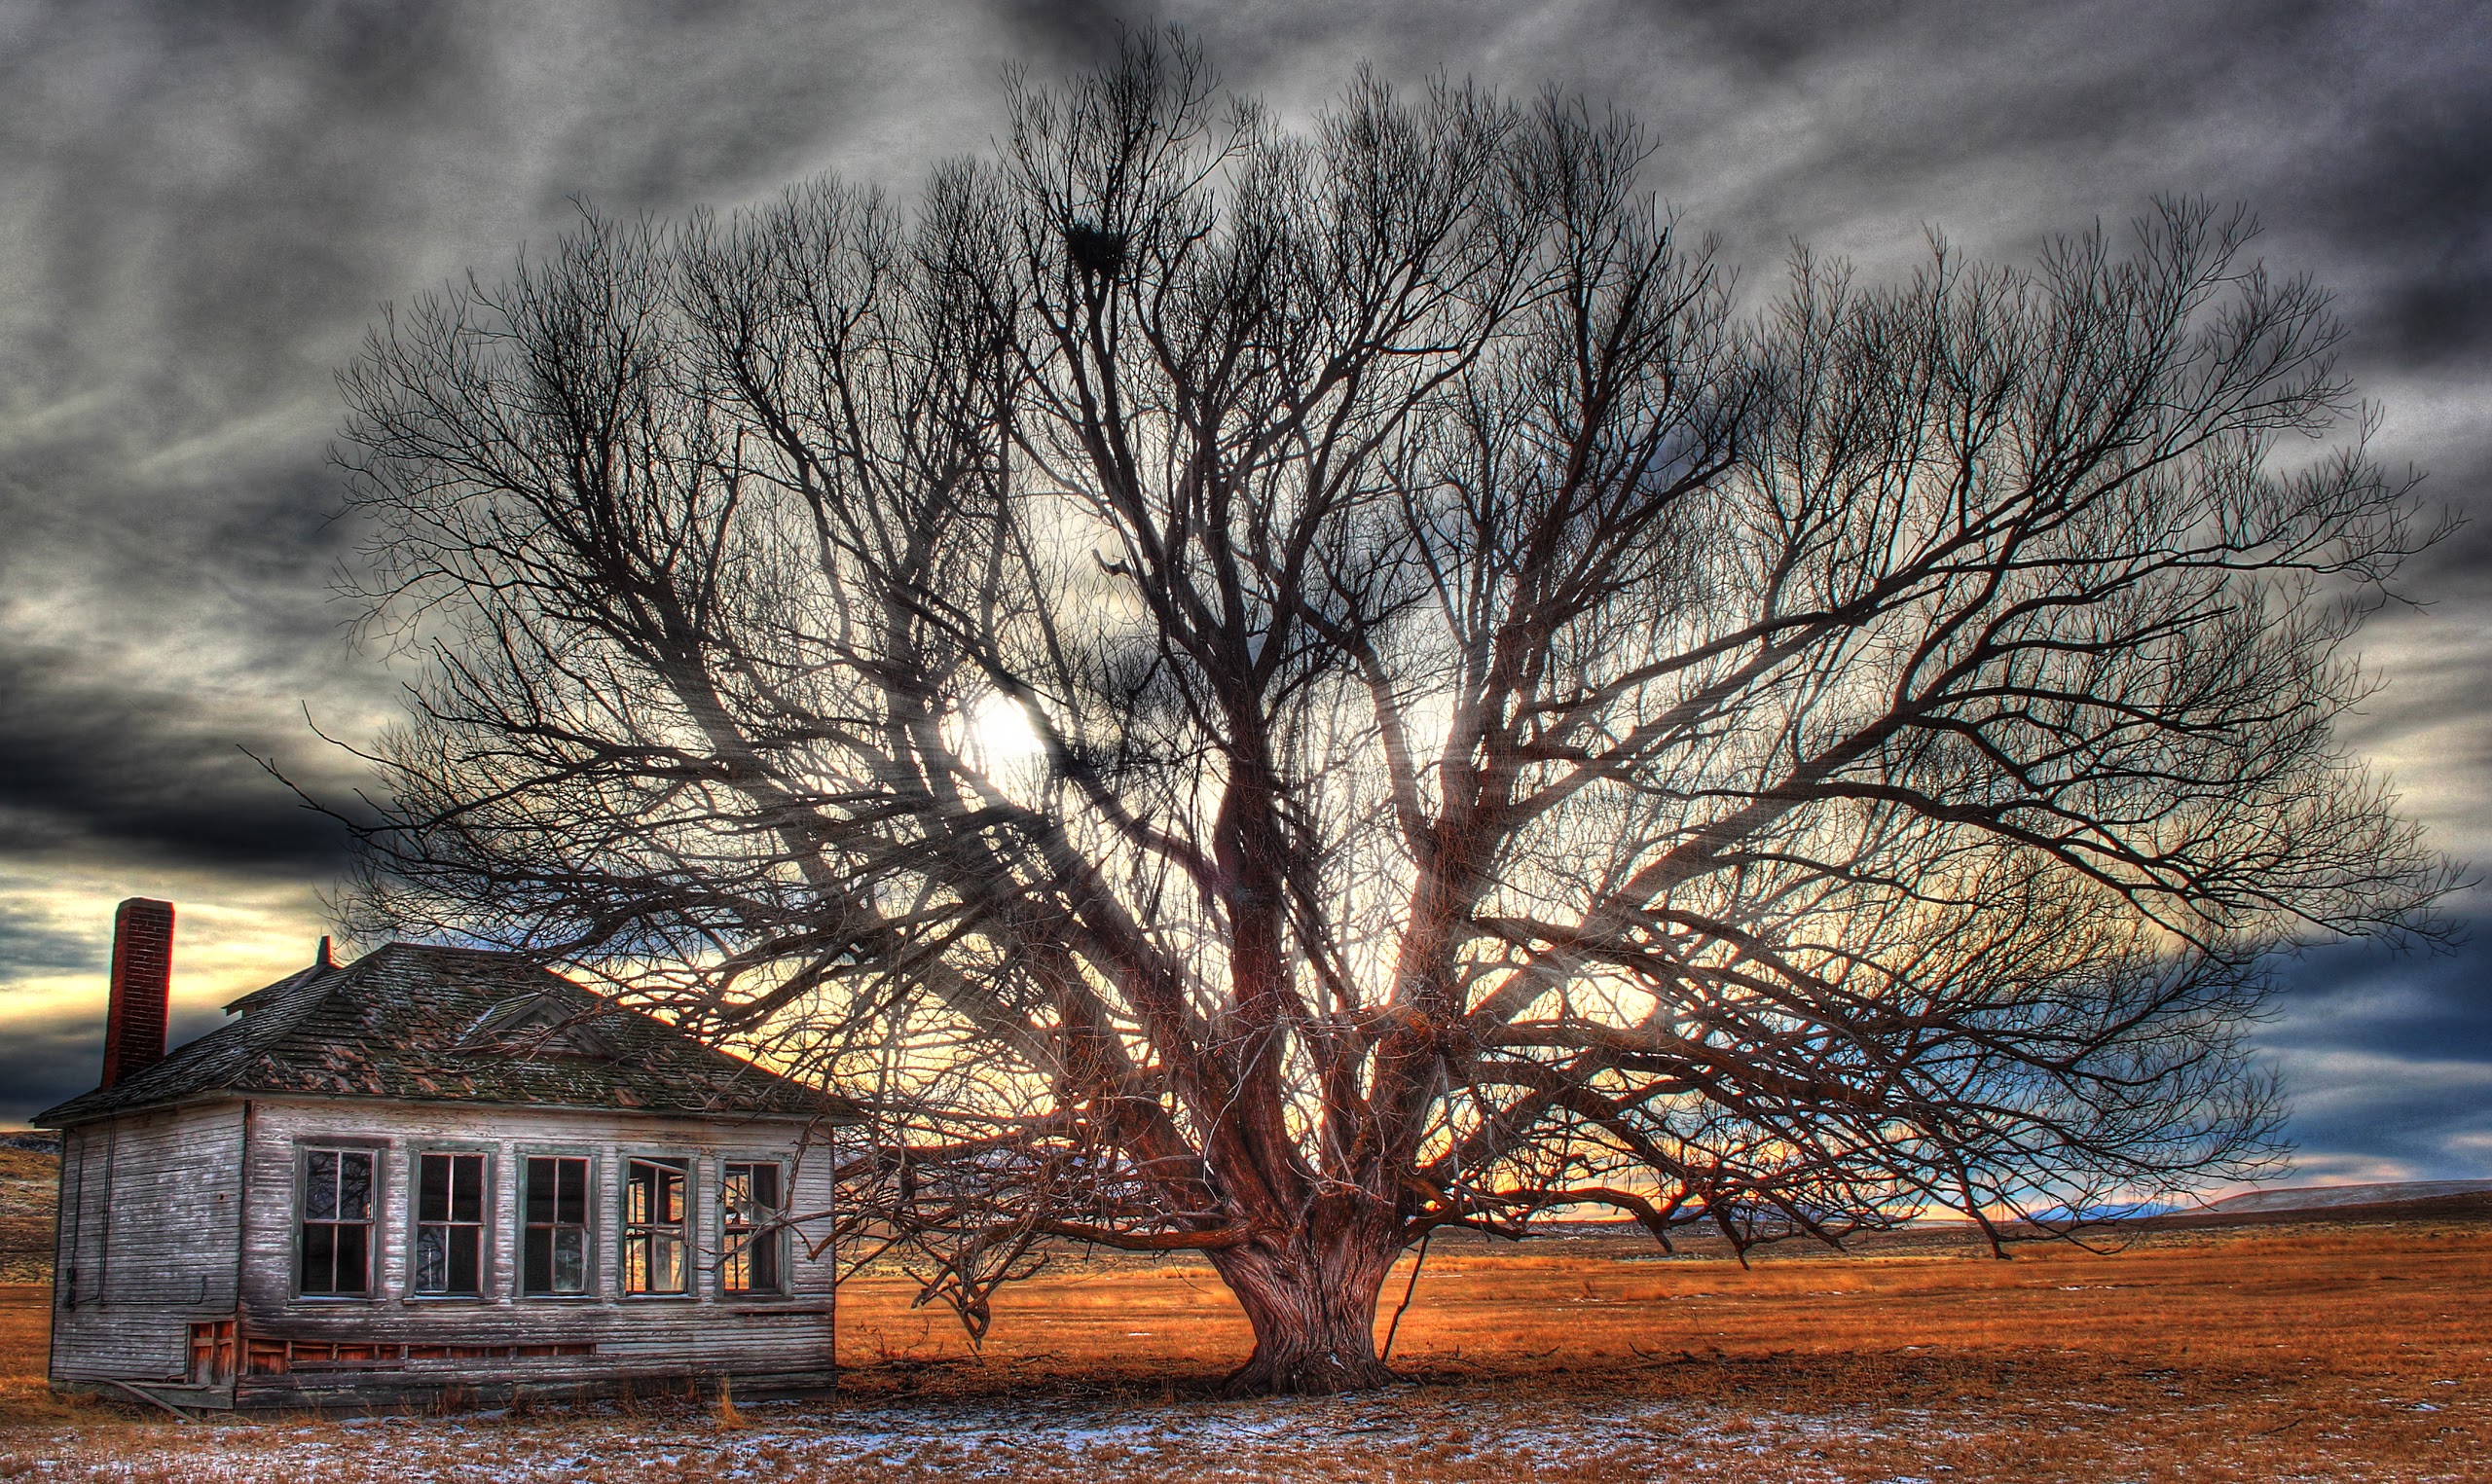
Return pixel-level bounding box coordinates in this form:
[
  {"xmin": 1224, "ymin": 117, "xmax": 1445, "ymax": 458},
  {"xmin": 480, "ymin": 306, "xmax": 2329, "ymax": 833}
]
[{"xmin": 36, "ymin": 897, "xmax": 857, "ymax": 1413}]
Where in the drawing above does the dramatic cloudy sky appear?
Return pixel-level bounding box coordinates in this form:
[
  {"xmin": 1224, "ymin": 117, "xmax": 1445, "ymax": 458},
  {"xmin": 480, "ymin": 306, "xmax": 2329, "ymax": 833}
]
[{"xmin": 1, "ymin": 0, "xmax": 2484, "ymax": 1189}]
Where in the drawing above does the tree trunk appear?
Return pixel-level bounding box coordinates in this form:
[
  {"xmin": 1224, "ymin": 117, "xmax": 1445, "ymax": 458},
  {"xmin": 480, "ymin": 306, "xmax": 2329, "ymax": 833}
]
[{"xmin": 1208, "ymin": 1223, "xmax": 1404, "ymax": 1395}]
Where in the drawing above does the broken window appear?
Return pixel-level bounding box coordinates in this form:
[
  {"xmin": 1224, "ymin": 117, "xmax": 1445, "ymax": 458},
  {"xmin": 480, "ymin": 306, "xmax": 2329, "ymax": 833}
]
[
  {"xmin": 621, "ymin": 1158, "xmax": 688, "ymax": 1294},
  {"xmin": 300, "ymin": 1148, "xmax": 375, "ymax": 1295},
  {"xmin": 414, "ymin": 1152, "xmax": 486, "ymax": 1295},
  {"xmin": 720, "ymin": 1161, "xmax": 784, "ymax": 1294},
  {"xmin": 522, "ymin": 1155, "xmax": 589, "ymax": 1294}
]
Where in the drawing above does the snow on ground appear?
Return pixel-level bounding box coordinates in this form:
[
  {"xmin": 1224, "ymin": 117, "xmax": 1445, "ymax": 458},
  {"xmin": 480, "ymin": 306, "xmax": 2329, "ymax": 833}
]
[
  {"xmin": 4, "ymin": 1380, "xmax": 2484, "ymax": 1484},
  {"xmin": 2199, "ymin": 1180, "xmax": 2492, "ymax": 1214},
  {"xmin": 0, "ymin": 1391, "xmax": 2015, "ymax": 1484}
]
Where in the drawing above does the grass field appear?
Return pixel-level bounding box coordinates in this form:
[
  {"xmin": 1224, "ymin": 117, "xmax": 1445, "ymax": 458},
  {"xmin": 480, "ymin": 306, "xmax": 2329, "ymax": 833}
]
[
  {"xmin": 2, "ymin": 1210, "xmax": 2487, "ymax": 1481},
  {"xmin": 0, "ymin": 1149, "xmax": 54, "ymax": 1286}
]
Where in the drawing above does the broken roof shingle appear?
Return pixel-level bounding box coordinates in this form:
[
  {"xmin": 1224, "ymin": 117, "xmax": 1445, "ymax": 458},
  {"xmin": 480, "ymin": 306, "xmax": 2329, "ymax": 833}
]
[{"xmin": 34, "ymin": 943, "xmax": 853, "ymax": 1127}]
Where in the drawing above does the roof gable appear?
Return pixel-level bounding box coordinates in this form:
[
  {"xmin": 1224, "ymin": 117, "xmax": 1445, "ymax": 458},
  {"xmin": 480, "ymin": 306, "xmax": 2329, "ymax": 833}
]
[
  {"xmin": 455, "ymin": 993, "xmax": 624, "ymax": 1062},
  {"xmin": 35, "ymin": 944, "xmax": 850, "ymax": 1127}
]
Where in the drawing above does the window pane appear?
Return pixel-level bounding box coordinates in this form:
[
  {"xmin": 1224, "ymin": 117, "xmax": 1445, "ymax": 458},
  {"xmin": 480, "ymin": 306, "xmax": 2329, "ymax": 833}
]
[
  {"xmin": 302, "ymin": 1222, "xmax": 336, "ymax": 1290},
  {"xmin": 721, "ymin": 1163, "xmax": 781, "ymax": 1295},
  {"xmin": 419, "ymin": 1155, "xmax": 449, "ymax": 1224},
  {"xmin": 415, "ymin": 1226, "xmax": 448, "ymax": 1292},
  {"xmin": 623, "ymin": 1161, "xmax": 687, "ymax": 1294},
  {"xmin": 339, "ymin": 1152, "xmax": 373, "ymax": 1221},
  {"xmin": 306, "ymin": 1151, "xmax": 338, "ymax": 1220},
  {"xmin": 624, "ymin": 1161, "xmax": 682, "ymax": 1225},
  {"xmin": 650, "ymin": 1231, "xmax": 684, "ymax": 1293},
  {"xmin": 552, "ymin": 1228, "xmax": 585, "ymax": 1292},
  {"xmin": 526, "ymin": 1159, "xmax": 555, "ymax": 1225},
  {"xmin": 335, "ymin": 1223, "xmax": 369, "ymax": 1293},
  {"xmin": 449, "ymin": 1226, "xmax": 482, "ymax": 1294},
  {"xmin": 451, "ymin": 1155, "xmax": 482, "ymax": 1222},
  {"xmin": 556, "ymin": 1158, "xmax": 585, "ymax": 1224},
  {"xmin": 423, "ymin": 1152, "xmax": 485, "ymax": 1224},
  {"xmin": 723, "ymin": 1162, "xmax": 772, "ymax": 1223},
  {"xmin": 721, "ymin": 1163, "xmax": 782, "ymax": 1295},
  {"xmin": 525, "ymin": 1157, "xmax": 588, "ymax": 1296}
]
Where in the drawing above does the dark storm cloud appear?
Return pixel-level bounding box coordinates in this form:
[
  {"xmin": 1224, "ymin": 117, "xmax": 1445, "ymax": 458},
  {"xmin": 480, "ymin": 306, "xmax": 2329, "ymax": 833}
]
[
  {"xmin": 0, "ymin": 900, "xmax": 95, "ymax": 978},
  {"xmin": 2263, "ymin": 926, "xmax": 2492, "ymax": 1179},
  {"xmin": 1001, "ymin": 0, "xmax": 1143, "ymax": 59},
  {"xmin": 2, "ymin": 3, "xmax": 501, "ymax": 422},
  {"xmin": 0, "ymin": 0, "xmax": 1019, "ymax": 886},
  {"xmin": 0, "ymin": 1013, "xmax": 111, "ymax": 1126},
  {"xmin": 0, "ymin": 1004, "xmax": 226, "ymax": 1126},
  {"xmin": 2325, "ymin": 90, "xmax": 2492, "ymax": 373},
  {"xmin": 0, "ymin": 639, "xmax": 355, "ymax": 873},
  {"xmin": 0, "ymin": 0, "xmax": 2484, "ymax": 1175}
]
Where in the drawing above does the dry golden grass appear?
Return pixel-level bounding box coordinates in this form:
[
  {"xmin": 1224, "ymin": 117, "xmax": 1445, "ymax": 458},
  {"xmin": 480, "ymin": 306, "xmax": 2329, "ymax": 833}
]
[
  {"xmin": 821, "ymin": 1219, "xmax": 2492, "ymax": 1478},
  {"xmin": 0, "ymin": 1284, "xmax": 81, "ymax": 1430},
  {"xmin": 838, "ymin": 1221, "xmax": 2492, "ymax": 1383},
  {"xmin": 5, "ymin": 1219, "xmax": 2487, "ymax": 1480},
  {"xmin": 0, "ymin": 1150, "xmax": 55, "ymax": 1285}
]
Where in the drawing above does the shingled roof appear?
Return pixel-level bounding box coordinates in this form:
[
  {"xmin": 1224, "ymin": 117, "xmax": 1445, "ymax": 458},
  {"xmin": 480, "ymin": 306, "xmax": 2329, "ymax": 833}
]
[{"xmin": 34, "ymin": 943, "xmax": 853, "ymax": 1128}]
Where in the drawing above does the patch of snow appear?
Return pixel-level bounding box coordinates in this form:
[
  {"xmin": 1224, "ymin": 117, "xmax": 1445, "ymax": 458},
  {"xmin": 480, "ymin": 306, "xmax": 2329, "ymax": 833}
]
[{"xmin": 2199, "ymin": 1179, "xmax": 2492, "ymax": 1214}]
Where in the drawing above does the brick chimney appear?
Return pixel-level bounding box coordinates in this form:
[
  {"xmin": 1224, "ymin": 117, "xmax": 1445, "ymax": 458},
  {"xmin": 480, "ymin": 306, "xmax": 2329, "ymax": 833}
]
[{"xmin": 100, "ymin": 897, "xmax": 174, "ymax": 1089}]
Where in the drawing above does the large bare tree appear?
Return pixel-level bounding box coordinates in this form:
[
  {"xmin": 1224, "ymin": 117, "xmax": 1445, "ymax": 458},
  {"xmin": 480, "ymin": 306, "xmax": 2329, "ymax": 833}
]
[{"xmin": 331, "ymin": 37, "xmax": 2451, "ymax": 1393}]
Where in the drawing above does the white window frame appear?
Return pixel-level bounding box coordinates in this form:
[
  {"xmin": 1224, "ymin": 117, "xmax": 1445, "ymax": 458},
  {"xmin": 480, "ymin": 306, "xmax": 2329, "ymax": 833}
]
[
  {"xmin": 295, "ymin": 1144, "xmax": 383, "ymax": 1300},
  {"xmin": 517, "ymin": 1150, "xmax": 595, "ymax": 1298},
  {"xmin": 718, "ymin": 1157, "xmax": 791, "ymax": 1297},
  {"xmin": 410, "ymin": 1148, "xmax": 494, "ymax": 1299},
  {"xmin": 620, "ymin": 1155, "xmax": 693, "ymax": 1297}
]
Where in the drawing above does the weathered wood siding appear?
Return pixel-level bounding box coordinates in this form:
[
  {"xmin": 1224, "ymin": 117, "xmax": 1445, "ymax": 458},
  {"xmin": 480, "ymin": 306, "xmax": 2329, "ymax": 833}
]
[
  {"xmin": 55, "ymin": 1096, "xmax": 843, "ymax": 1408},
  {"xmin": 50, "ymin": 1102, "xmax": 247, "ymax": 1390}
]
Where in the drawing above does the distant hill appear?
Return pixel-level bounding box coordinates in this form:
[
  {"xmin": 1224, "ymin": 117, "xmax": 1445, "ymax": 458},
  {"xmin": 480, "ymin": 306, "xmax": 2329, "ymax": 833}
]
[
  {"xmin": 2017, "ymin": 1201, "xmax": 2178, "ymax": 1223},
  {"xmin": 2200, "ymin": 1179, "xmax": 2492, "ymax": 1215}
]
